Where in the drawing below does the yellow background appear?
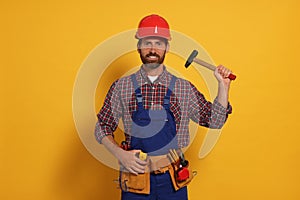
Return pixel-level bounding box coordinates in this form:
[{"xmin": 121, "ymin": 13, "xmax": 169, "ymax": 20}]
[{"xmin": 1, "ymin": 0, "xmax": 300, "ymax": 199}]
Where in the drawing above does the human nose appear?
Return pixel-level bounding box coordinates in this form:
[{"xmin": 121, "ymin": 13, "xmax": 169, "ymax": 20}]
[{"xmin": 149, "ymin": 46, "xmax": 156, "ymax": 53}]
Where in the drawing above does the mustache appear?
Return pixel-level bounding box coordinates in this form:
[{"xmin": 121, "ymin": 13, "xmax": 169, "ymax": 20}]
[{"xmin": 146, "ymin": 53, "xmax": 160, "ymax": 58}]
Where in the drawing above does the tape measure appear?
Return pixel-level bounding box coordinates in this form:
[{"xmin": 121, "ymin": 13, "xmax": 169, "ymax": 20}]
[{"xmin": 139, "ymin": 151, "xmax": 147, "ymax": 161}]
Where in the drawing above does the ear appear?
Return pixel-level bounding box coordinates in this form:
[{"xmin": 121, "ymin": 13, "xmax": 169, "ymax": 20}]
[
  {"xmin": 166, "ymin": 42, "xmax": 170, "ymax": 53},
  {"xmin": 137, "ymin": 41, "xmax": 142, "ymax": 54}
]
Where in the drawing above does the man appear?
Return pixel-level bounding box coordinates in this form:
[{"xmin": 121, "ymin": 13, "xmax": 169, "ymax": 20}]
[{"xmin": 95, "ymin": 14, "xmax": 232, "ymax": 200}]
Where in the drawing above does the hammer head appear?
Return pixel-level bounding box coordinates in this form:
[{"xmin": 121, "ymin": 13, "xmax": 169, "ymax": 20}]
[{"xmin": 185, "ymin": 50, "xmax": 198, "ymax": 68}]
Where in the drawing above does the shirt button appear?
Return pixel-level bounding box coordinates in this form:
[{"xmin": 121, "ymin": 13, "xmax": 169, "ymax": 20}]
[
  {"xmin": 151, "ymin": 102, "xmax": 154, "ymax": 105},
  {"xmin": 152, "ymin": 87, "xmax": 155, "ymax": 90}
]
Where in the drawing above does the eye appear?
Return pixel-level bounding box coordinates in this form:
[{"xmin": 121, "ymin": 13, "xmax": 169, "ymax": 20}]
[{"xmin": 144, "ymin": 42, "xmax": 152, "ymax": 46}]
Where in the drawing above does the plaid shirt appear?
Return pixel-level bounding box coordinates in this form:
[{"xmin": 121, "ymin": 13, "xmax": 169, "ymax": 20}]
[{"xmin": 95, "ymin": 66, "xmax": 232, "ymax": 148}]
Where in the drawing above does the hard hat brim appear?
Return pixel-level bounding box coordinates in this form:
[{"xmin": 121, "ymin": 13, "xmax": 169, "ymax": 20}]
[{"xmin": 135, "ymin": 27, "xmax": 171, "ymax": 41}]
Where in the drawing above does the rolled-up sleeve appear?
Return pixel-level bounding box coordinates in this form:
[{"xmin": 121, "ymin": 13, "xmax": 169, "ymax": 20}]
[
  {"xmin": 210, "ymin": 98, "xmax": 232, "ymax": 128},
  {"xmin": 188, "ymin": 83, "xmax": 232, "ymax": 129},
  {"xmin": 94, "ymin": 80, "xmax": 123, "ymax": 143}
]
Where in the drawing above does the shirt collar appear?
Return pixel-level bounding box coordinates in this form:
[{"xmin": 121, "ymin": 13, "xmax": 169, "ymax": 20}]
[{"xmin": 139, "ymin": 65, "xmax": 168, "ymax": 85}]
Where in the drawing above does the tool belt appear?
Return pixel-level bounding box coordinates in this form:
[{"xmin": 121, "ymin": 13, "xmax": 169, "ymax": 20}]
[
  {"xmin": 118, "ymin": 155, "xmax": 168, "ymax": 194},
  {"xmin": 119, "ymin": 149, "xmax": 196, "ymax": 194}
]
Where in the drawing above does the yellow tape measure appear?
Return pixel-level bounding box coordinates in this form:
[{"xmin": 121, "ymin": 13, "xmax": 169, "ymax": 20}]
[{"xmin": 139, "ymin": 152, "xmax": 147, "ymax": 161}]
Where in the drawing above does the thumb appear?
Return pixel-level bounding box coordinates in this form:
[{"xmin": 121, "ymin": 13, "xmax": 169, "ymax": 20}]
[{"xmin": 130, "ymin": 149, "xmax": 141, "ymax": 154}]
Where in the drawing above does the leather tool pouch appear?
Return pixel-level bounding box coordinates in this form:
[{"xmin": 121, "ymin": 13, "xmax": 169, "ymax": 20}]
[
  {"xmin": 119, "ymin": 169, "xmax": 150, "ymax": 194},
  {"xmin": 168, "ymin": 159, "xmax": 195, "ymax": 191}
]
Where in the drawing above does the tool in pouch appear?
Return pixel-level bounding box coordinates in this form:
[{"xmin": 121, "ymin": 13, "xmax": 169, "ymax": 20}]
[
  {"xmin": 118, "ymin": 141, "xmax": 150, "ymax": 194},
  {"xmin": 168, "ymin": 149, "xmax": 197, "ymax": 191}
]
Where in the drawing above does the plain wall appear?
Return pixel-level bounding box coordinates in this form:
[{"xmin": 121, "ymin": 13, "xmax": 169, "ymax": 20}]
[{"xmin": 1, "ymin": 0, "xmax": 300, "ymax": 199}]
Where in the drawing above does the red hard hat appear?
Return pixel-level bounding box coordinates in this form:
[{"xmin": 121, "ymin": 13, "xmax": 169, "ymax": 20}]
[{"xmin": 135, "ymin": 14, "xmax": 171, "ymax": 40}]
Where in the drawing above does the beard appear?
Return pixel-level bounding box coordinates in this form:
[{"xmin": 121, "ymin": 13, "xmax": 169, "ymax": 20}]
[{"xmin": 139, "ymin": 51, "xmax": 166, "ymax": 69}]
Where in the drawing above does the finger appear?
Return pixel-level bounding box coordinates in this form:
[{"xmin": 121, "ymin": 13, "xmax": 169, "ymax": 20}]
[
  {"xmin": 130, "ymin": 149, "xmax": 142, "ymax": 159},
  {"xmin": 136, "ymin": 157, "xmax": 148, "ymax": 165},
  {"xmin": 223, "ymin": 68, "xmax": 232, "ymax": 78},
  {"xmin": 218, "ymin": 66, "xmax": 232, "ymax": 78},
  {"xmin": 131, "ymin": 164, "xmax": 145, "ymax": 174},
  {"xmin": 128, "ymin": 168, "xmax": 138, "ymax": 175},
  {"xmin": 134, "ymin": 158, "xmax": 147, "ymax": 170},
  {"xmin": 217, "ymin": 65, "xmax": 225, "ymax": 71},
  {"xmin": 221, "ymin": 67, "xmax": 227, "ymax": 76},
  {"xmin": 217, "ymin": 65, "xmax": 226, "ymax": 77},
  {"xmin": 226, "ymin": 71, "xmax": 232, "ymax": 78},
  {"xmin": 131, "ymin": 149, "xmax": 141, "ymax": 154}
]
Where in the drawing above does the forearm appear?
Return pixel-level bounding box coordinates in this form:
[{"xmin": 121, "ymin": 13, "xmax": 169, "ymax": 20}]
[
  {"xmin": 101, "ymin": 135, "xmax": 124, "ymax": 160},
  {"xmin": 214, "ymin": 65, "xmax": 231, "ymax": 108},
  {"xmin": 216, "ymin": 83, "xmax": 229, "ymax": 108},
  {"xmin": 210, "ymin": 82, "xmax": 231, "ymax": 129}
]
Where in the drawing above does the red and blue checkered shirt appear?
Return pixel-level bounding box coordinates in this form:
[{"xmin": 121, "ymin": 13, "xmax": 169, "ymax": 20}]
[{"xmin": 95, "ymin": 67, "xmax": 232, "ymax": 148}]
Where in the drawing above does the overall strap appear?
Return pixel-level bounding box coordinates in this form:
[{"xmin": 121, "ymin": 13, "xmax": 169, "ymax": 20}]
[
  {"xmin": 131, "ymin": 74, "xmax": 144, "ymax": 110},
  {"xmin": 163, "ymin": 75, "xmax": 177, "ymax": 109}
]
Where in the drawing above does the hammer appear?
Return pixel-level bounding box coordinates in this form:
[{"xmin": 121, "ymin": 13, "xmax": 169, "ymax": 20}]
[{"xmin": 185, "ymin": 50, "xmax": 236, "ymax": 80}]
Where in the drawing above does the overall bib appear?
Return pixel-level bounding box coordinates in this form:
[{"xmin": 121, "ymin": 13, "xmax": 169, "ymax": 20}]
[
  {"xmin": 130, "ymin": 74, "xmax": 178, "ymax": 155},
  {"xmin": 121, "ymin": 74, "xmax": 188, "ymax": 200}
]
